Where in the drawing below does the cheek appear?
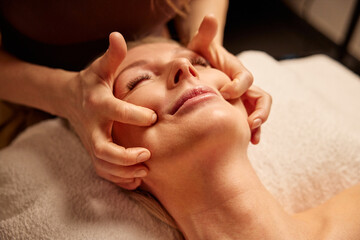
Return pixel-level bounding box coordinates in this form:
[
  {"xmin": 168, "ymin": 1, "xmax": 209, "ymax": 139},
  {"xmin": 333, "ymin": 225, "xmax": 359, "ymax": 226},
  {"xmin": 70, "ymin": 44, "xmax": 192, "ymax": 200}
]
[
  {"xmin": 112, "ymin": 84, "xmax": 166, "ymax": 148},
  {"xmin": 199, "ymin": 69, "xmax": 230, "ymax": 89},
  {"xmin": 114, "ymin": 83, "xmax": 168, "ymax": 130},
  {"xmin": 123, "ymin": 87, "xmax": 163, "ymax": 110}
]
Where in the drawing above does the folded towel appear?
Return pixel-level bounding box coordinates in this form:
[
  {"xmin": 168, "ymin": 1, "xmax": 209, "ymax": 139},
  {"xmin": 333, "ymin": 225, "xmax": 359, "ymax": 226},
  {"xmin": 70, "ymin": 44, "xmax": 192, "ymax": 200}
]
[
  {"xmin": 1, "ymin": 51, "xmax": 359, "ymax": 239},
  {"xmin": 243, "ymin": 52, "xmax": 360, "ymax": 213}
]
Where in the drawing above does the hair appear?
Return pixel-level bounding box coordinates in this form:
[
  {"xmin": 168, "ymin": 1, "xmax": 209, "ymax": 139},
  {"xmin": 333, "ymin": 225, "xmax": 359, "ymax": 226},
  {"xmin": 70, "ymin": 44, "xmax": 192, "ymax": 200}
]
[
  {"xmin": 126, "ymin": 36, "xmax": 182, "ymax": 51},
  {"xmin": 126, "ymin": 189, "xmax": 184, "ymax": 239},
  {"xmin": 151, "ymin": 0, "xmax": 191, "ymax": 18}
]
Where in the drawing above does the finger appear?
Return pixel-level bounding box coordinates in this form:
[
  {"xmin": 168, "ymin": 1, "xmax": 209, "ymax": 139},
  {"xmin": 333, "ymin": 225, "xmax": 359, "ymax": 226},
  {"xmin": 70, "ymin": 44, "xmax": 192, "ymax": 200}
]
[
  {"xmin": 96, "ymin": 170, "xmax": 143, "ymax": 189},
  {"xmin": 220, "ymin": 70, "xmax": 253, "ymax": 100},
  {"xmin": 93, "ymin": 32, "xmax": 127, "ymax": 80},
  {"xmin": 246, "ymin": 87, "xmax": 272, "ymax": 126},
  {"xmin": 116, "ymin": 178, "xmax": 142, "ymax": 190},
  {"xmin": 251, "ymin": 127, "xmax": 261, "ymax": 145},
  {"xmin": 103, "ymin": 96, "xmax": 157, "ymax": 126},
  {"xmin": 99, "ymin": 172, "xmax": 137, "ymax": 184},
  {"xmin": 188, "ymin": 15, "xmax": 218, "ymax": 51},
  {"xmin": 92, "ymin": 130, "xmax": 152, "ymax": 165},
  {"xmin": 94, "ymin": 158, "xmax": 148, "ymax": 178}
]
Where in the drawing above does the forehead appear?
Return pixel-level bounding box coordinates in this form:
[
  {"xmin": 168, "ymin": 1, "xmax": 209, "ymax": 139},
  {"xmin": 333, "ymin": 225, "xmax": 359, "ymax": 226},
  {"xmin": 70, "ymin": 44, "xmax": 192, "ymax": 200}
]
[{"xmin": 122, "ymin": 42, "xmax": 193, "ymax": 66}]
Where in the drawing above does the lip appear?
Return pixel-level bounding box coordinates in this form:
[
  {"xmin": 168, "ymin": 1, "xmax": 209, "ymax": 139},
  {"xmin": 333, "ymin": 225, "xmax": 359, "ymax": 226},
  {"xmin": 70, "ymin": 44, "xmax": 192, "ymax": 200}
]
[{"xmin": 169, "ymin": 86, "xmax": 218, "ymax": 115}]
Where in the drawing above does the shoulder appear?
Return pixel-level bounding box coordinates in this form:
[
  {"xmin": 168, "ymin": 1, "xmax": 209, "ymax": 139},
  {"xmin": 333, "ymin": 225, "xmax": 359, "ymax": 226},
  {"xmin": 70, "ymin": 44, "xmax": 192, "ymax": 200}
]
[{"xmin": 295, "ymin": 184, "xmax": 360, "ymax": 240}]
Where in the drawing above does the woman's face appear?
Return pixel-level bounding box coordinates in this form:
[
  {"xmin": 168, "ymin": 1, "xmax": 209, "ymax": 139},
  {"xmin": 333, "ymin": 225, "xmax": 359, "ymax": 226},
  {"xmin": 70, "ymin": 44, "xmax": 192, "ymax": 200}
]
[{"xmin": 113, "ymin": 42, "xmax": 250, "ymax": 194}]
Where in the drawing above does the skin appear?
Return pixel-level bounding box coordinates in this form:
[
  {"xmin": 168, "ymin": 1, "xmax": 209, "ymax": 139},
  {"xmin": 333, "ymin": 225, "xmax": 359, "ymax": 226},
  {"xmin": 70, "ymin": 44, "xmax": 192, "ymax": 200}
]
[
  {"xmin": 187, "ymin": 15, "xmax": 271, "ymax": 144},
  {"xmin": 113, "ymin": 42, "xmax": 360, "ymax": 239},
  {"xmin": 0, "ymin": 0, "xmax": 268, "ymax": 189}
]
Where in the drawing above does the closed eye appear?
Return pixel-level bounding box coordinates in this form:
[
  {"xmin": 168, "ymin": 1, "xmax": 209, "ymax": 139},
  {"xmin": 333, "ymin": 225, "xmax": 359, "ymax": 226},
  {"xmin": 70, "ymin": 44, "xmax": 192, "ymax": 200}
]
[
  {"xmin": 190, "ymin": 56, "xmax": 210, "ymax": 67},
  {"xmin": 127, "ymin": 74, "xmax": 151, "ymax": 90}
]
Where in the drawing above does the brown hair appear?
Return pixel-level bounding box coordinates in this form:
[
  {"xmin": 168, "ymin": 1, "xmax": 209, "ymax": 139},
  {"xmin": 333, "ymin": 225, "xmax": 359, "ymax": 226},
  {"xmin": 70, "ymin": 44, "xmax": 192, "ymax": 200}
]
[
  {"xmin": 126, "ymin": 36, "xmax": 181, "ymax": 51},
  {"xmin": 151, "ymin": 0, "xmax": 191, "ymax": 18},
  {"xmin": 125, "ymin": 189, "xmax": 184, "ymax": 239}
]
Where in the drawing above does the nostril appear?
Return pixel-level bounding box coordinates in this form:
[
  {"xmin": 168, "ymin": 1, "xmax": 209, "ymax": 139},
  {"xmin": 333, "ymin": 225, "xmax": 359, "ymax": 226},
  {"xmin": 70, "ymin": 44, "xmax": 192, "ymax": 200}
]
[
  {"xmin": 189, "ymin": 67, "xmax": 197, "ymax": 77},
  {"xmin": 174, "ymin": 69, "xmax": 182, "ymax": 84}
]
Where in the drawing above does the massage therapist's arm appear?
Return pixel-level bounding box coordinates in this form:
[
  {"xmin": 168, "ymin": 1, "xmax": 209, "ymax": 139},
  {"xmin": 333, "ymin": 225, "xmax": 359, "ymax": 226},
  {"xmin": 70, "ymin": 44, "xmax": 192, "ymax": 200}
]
[{"xmin": 0, "ymin": 32, "xmax": 155, "ymax": 190}]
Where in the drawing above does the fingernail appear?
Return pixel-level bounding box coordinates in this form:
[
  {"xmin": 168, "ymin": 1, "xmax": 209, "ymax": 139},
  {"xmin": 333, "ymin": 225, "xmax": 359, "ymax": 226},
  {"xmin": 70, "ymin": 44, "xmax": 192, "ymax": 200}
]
[
  {"xmin": 221, "ymin": 92, "xmax": 230, "ymax": 100},
  {"xmin": 134, "ymin": 170, "xmax": 147, "ymax": 178},
  {"xmin": 151, "ymin": 113, "xmax": 157, "ymax": 124},
  {"xmin": 137, "ymin": 151, "xmax": 150, "ymax": 162},
  {"xmin": 252, "ymin": 118, "xmax": 262, "ymax": 129}
]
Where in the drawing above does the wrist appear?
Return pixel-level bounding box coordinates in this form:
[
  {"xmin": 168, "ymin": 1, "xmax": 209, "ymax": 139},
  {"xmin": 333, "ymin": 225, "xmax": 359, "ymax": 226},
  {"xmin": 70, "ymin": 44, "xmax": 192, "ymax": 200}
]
[{"xmin": 48, "ymin": 69, "xmax": 79, "ymax": 119}]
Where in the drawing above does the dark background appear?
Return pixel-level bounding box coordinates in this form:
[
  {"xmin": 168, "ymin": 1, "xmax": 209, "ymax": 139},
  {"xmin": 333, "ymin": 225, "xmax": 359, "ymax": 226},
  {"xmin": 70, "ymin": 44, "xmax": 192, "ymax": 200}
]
[{"xmin": 223, "ymin": 0, "xmax": 360, "ymax": 75}]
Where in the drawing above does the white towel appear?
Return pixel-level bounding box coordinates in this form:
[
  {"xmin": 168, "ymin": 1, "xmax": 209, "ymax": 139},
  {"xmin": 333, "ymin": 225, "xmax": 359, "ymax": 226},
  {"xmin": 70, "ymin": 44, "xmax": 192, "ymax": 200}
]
[{"xmin": 1, "ymin": 52, "xmax": 360, "ymax": 239}]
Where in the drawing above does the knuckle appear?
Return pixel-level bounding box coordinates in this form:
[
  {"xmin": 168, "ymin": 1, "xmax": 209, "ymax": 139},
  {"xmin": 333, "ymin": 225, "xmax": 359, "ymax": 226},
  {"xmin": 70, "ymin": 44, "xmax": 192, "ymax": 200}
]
[
  {"xmin": 243, "ymin": 71, "xmax": 254, "ymax": 86},
  {"xmin": 121, "ymin": 155, "xmax": 135, "ymax": 166},
  {"xmin": 84, "ymin": 92, "xmax": 101, "ymax": 110},
  {"xmin": 261, "ymin": 90, "xmax": 272, "ymax": 104},
  {"xmin": 121, "ymin": 149, "xmax": 138, "ymax": 165},
  {"xmin": 92, "ymin": 141, "xmax": 105, "ymax": 158},
  {"xmin": 117, "ymin": 103, "xmax": 132, "ymax": 122}
]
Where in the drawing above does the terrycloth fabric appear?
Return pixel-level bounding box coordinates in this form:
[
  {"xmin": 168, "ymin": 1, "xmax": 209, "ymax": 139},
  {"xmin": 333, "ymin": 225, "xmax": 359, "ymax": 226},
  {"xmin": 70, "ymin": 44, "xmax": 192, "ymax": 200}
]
[
  {"xmin": 0, "ymin": 101, "xmax": 52, "ymax": 149},
  {"xmin": 1, "ymin": 52, "xmax": 360, "ymax": 239},
  {"xmin": 244, "ymin": 52, "xmax": 360, "ymax": 213},
  {"xmin": 0, "ymin": 119, "xmax": 179, "ymax": 239}
]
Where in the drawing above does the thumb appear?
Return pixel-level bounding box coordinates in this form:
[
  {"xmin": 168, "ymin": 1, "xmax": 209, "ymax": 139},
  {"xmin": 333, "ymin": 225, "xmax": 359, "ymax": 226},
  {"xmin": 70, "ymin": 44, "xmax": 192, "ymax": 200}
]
[
  {"xmin": 188, "ymin": 15, "xmax": 218, "ymax": 51},
  {"xmin": 95, "ymin": 32, "xmax": 127, "ymax": 80}
]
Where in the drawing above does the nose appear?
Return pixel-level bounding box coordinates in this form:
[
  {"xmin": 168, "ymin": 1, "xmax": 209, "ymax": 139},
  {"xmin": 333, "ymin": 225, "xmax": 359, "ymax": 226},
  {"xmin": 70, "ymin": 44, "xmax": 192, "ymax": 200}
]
[{"xmin": 167, "ymin": 58, "xmax": 199, "ymax": 88}]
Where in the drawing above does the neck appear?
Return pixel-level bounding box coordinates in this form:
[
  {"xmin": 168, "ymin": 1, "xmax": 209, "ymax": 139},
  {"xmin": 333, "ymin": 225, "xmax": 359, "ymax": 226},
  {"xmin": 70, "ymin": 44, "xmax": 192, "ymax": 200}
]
[{"xmin": 156, "ymin": 152, "xmax": 309, "ymax": 240}]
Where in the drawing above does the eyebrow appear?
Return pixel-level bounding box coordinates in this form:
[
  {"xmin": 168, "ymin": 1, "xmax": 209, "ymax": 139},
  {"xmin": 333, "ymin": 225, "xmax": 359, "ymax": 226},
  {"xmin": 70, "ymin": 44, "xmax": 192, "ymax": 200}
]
[
  {"xmin": 118, "ymin": 47, "xmax": 196, "ymax": 77},
  {"xmin": 118, "ymin": 60, "xmax": 149, "ymax": 76}
]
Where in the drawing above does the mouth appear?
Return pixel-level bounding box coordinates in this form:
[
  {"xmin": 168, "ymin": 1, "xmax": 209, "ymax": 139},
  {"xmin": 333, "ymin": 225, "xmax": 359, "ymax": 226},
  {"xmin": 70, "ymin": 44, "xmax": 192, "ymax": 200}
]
[{"xmin": 170, "ymin": 86, "xmax": 218, "ymax": 115}]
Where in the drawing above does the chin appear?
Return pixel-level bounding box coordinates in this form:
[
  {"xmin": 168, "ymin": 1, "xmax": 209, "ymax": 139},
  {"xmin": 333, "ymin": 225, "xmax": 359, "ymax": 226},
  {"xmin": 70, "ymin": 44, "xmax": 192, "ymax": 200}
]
[{"xmin": 192, "ymin": 101, "xmax": 249, "ymax": 146}]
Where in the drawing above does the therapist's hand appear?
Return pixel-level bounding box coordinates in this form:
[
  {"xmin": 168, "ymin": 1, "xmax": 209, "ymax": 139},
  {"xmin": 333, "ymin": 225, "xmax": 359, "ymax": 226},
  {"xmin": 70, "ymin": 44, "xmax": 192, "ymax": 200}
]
[
  {"xmin": 241, "ymin": 86, "xmax": 272, "ymax": 144},
  {"xmin": 67, "ymin": 32, "xmax": 156, "ymax": 190},
  {"xmin": 187, "ymin": 15, "xmax": 271, "ymax": 144}
]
